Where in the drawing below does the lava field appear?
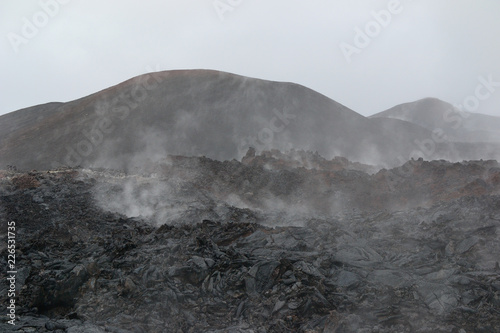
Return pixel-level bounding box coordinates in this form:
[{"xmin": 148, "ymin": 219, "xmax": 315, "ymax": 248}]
[{"xmin": 1, "ymin": 151, "xmax": 500, "ymax": 332}]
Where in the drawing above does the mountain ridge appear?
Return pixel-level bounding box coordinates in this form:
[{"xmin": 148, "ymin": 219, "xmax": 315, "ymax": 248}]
[
  {"xmin": 1, "ymin": 70, "xmax": 499, "ymax": 170},
  {"xmin": 371, "ymin": 97, "xmax": 500, "ymax": 143}
]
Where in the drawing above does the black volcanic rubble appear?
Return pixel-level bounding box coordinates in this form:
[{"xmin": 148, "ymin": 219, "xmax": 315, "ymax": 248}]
[{"xmin": 1, "ymin": 153, "xmax": 500, "ymax": 332}]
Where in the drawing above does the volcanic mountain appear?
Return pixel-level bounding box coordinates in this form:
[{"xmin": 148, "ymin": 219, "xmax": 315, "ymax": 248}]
[
  {"xmin": 371, "ymin": 97, "xmax": 500, "ymax": 143},
  {"xmin": 1, "ymin": 70, "xmax": 500, "ymax": 171},
  {"xmin": 2, "ymin": 70, "xmax": 500, "ymax": 332}
]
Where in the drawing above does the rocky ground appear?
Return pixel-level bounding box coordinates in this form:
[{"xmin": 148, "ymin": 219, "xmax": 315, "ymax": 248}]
[{"xmin": 1, "ymin": 151, "xmax": 500, "ymax": 332}]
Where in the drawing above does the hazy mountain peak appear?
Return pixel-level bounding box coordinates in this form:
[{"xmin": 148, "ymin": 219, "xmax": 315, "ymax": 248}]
[
  {"xmin": 371, "ymin": 97, "xmax": 455, "ymax": 120},
  {"xmin": 371, "ymin": 95, "xmax": 500, "ymax": 143}
]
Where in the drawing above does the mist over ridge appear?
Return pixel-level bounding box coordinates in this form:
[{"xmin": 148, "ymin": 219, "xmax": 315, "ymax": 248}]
[{"xmin": 1, "ymin": 69, "xmax": 500, "ymax": 172}]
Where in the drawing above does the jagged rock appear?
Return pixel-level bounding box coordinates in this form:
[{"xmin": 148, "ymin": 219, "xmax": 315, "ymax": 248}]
[
  {"xmin": 0, "ymin": 154, "xmax": 499, "ymax": 332},
  {"xmin": 246, "ymin": 261, "xmax": 281, "ymax": 293},
  {"xmin": 335, "ymin": 270, "xmax": 360, "ymax": 289},
  {"xmin": 66, "ymin": 323, "xmax": 106, "ymax": 333}
]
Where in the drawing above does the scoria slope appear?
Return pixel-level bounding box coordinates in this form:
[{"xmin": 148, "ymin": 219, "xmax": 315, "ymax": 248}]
[{"xmin": 2, "ymin": 70, "xmax": 499, "ymax": 171}]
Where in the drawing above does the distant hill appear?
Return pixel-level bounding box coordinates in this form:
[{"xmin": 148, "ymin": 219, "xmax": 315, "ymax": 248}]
[
  {"xmin": 1, "ymin": 71, "xmax": 499, "ymax": 171},
  {"xmin": 370, "ymin": 97, "xmax": 500, "ymax": 143}
]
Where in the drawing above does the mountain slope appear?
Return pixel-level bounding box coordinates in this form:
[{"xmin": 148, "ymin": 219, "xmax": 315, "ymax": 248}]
[{"xmin": 1, "ymin": 71, "xmax": 499, "ymax": 171}]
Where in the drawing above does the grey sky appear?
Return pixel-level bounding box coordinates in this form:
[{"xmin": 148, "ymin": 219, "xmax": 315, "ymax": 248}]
[{"xmin": 1, "ymin": 0, "xmax": 500, "ymax": 117}]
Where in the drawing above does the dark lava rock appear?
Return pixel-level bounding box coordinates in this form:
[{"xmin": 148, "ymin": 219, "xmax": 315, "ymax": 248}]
[{"xmin": 0, "ymin": 154, "xmax": 499, "ymax": 332}]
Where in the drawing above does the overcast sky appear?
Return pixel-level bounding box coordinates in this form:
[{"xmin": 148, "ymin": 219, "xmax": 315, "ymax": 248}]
[{"xmin": 1, "ymin": 0, "xmax": 500, "ymax": 117}]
